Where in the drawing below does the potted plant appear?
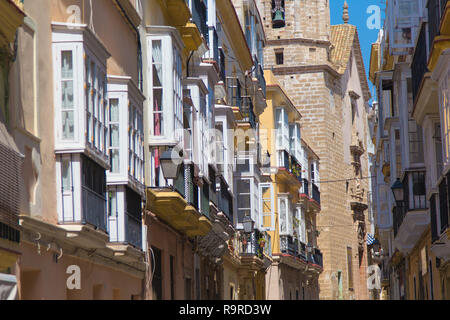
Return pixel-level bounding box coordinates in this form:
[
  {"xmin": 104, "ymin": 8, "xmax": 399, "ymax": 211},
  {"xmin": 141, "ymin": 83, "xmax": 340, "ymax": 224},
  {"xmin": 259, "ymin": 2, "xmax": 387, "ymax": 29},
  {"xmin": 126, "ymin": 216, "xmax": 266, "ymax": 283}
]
[{"xmin": 258, "ymin": 237, "xmax": 266, "ymax": 248}]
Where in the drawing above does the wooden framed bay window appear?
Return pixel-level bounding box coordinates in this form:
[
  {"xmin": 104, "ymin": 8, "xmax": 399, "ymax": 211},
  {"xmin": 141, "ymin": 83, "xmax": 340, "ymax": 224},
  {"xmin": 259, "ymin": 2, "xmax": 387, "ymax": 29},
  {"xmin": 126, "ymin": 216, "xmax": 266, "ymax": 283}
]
[
  {"xmin": 106, "ymin": 76, "xmax": 145, "ymax": 186},
  {"xmin": 146, "ymin": 26, "xmax": 184, "ymax": 145},
  {"xmin": 52, "ymin": 23, "xmax": 110, "ymax": 166},
  {"xmin": 259, "ymin": 183, "xmax": 275, "ymax": 231}
]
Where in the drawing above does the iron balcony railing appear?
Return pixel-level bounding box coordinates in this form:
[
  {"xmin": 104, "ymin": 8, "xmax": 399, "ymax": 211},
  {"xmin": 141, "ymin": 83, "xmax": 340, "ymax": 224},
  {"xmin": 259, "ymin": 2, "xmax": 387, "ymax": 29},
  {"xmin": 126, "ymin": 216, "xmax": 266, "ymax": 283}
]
[
  {"xmin": 428, "ymin": 0, "xmax": 449, "ymax": 50},
  {"xmin": 313, "ymin": 248, "xmax": 323, "ymax": 268},
  {"xmin": 240, "ymin": 96, "xmax": 256, "ymax": 129},
  {"xmin": 252, "ymin": 55, "xmax": 266, "ymax": 97},
  {"xmin": 312, "ymin": 183, "xmax": 321, "ymax": 204},
  {"xmin": 217, "ymin": 176, "xmax": 233, "ymax": 222},
  {"xmin": 280, "ymin": 235, "xmax": 308, "ymax": 261},
  {"xmin": 218, "ymin": 48, "xmax": 226, "ymax": 82},
  {"xmin": 226, "ymin": 77, "xmax": 241, "ymax": 109},
  {"xmin": 441, "ymin": 173, "xmax": 450, "ymax": 233},
  {"xmin": 239, "ymin": 229, "xmax": 265, "ymax": 259},
  {"xmin": 125, "ymin": 211, "xmax": 142, "ymax": 248},
  {"xmin": 430, "ymin": 193, "xmax": 439, "ymax": 243},
  {"xmin": 192, "ymin": 0, "xmax": 208, "ymax": 43},
  {"xmin": 211, "ymin": 27, "xmax": 219, "ymax": 63},
  {"xmin": 290, "ymin": 155, "xmax": 302, "ymax": 182},
  {"xmin": 174, "ymin": 163, "xmax": 200, "ymax": 210},
  {"xmin": 280, "ymin": 234, "xmax": 297, "ymax": 257},
  {"xmin": 412, "ymin": 24, "xmax": 428, "ymax": 103},
  {"xmin": 82, "ymin": 186, "xmax": 107, "ymax": 232},
  {"xmin": 393, "ymin": 201, "xmax": 407, "ymax": 238},
  {"xmin": 301, "ymin": 178, "xmax": 309, "ymax": 196}
]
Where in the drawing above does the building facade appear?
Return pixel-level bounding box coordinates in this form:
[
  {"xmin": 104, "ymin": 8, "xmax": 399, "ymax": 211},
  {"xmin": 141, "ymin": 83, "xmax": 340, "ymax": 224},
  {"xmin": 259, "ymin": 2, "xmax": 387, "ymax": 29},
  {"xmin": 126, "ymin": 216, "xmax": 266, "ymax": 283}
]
[
  {"xmin": 259, "ymin": 0, "xmax": 374, "ymax": 299},
  {"xmin": 370, "ymin": 0, "xmax": 450, "ymax": 300},
  {"xmin": 261, "ymin": 70, "xmax": 323, "ymax": 300}
]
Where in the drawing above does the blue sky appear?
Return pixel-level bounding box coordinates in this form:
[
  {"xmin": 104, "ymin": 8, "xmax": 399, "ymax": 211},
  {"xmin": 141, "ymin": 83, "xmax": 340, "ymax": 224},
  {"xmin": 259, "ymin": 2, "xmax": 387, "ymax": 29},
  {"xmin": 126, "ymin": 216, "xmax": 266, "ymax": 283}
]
[{"xmin": 330, "ymin": 0, "xmax": 386, "ymax": 104}]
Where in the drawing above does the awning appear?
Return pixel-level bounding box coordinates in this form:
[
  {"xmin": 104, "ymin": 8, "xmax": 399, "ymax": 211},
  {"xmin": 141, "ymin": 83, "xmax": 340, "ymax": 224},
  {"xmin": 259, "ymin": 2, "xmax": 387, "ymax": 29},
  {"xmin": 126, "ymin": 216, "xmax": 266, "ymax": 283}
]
[{"xmin": 0, "ymin": 273, "xmax": 17, "ymax": 300}]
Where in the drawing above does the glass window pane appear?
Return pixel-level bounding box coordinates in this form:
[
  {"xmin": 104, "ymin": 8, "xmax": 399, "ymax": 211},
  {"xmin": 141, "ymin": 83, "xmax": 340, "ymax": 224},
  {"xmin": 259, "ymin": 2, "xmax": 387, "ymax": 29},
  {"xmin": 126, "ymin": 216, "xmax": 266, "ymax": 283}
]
[
  {"xmin": 62, "ymin": 160, "xmax": 71, "ymax": 192},
  {"xmin": 62, "ymin": 111, "xmax": 74, "ymax": 139},
  {"xmin": 110, "ymin": 150, "xmax": 120, "ymax": 173},
  {"xmin": 61, "ymin": 51, "xmax": 73, "ymax": 78},
  {"xmin": 61, "ymin": 81, "xmax": 74, "ymax": 109},
  {"xmin": 108, "ymin": 191, "xmax": 117, "ymax": 217},
  {"xmin": 110, "ymin": 124, "xmax": 119, "ymax": 147}
]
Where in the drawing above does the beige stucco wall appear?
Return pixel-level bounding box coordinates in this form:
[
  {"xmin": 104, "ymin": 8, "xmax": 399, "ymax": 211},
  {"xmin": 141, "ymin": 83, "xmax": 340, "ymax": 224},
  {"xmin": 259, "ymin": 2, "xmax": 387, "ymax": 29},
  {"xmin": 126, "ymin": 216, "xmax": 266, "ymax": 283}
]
[{"xmin": 17, "ymin": 242, "xmax": 142, "ymax": 300}]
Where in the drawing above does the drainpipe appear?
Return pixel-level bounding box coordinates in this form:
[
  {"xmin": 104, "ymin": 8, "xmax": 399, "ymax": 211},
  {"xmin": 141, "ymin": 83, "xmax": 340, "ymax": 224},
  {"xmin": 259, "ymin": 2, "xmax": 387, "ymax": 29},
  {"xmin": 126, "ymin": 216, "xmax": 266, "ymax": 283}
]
[{"xmin": 186, "ymin": 50, "xmax": 195, "ymax": 78}]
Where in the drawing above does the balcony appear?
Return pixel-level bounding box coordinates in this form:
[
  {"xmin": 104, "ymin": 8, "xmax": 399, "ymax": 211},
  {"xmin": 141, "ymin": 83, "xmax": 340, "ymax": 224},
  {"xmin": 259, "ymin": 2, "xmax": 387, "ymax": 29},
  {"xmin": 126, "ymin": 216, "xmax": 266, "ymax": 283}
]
[
  {"xmin": 412, "ymin": 24, "xmax": 429, "ymax": 104},
  {"xmin": 301, "ymin": 179, "xmax": 309, "ymax": 197},
  {"xmin": 82, "ymin": 186, "xmax": 107, "ymax": 232},
  {"xmin": 239, "ymin": 96, "xmax": 257, "ymax": 129},
  {"xmin": 253, "ymin": 59, "xmax": 266, "ymax": 98},
  {"xmin": 428, "ymin": 0, "xmax": 450, "ymax": 72},
  {"xmin": 226, "ymin": 77, "xmax": 242, "ymax": 110},
  {"xmin": 218, "ymin": 48, "xmax": 226, "ymax": 82},
  {"xmin": 276, "ymin": 151, "xmax": 302, "ymax": 188},
  {"xmin": 312, "ymin": 183, "xmax": 321, "ymax": 205},
  {"xmin": 166, "ymin": 0, "xmax": 191, "ymax": 26},
  {"xmin": 191, "ymin": 0, "xmax": 208, "ymax": 43},
  {"xmin": 393, "ymin": 171, "xmax": 429, "ymax": 253},
  {"xmin": 431, "ymin": 175, "xmax": 450, "ymax": 260},
  {"xmin": 217, "ymin": 176, "xmax": 233, "ymax": 223},
  {"xmin": 146, "ymin": 164, "xmax": 212, "ymax": 238},
  {"xmin": 0, "ymin": 0, "xmax": 25, "ymax": 47}
]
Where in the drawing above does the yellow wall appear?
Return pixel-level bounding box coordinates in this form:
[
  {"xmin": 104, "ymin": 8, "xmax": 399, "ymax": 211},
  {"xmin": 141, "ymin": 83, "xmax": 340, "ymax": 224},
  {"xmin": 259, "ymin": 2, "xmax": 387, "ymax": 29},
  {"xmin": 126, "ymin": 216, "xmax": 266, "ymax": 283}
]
[{"xmin": 407, "ymin": 229, "xmax": 443, "ymax": 300}]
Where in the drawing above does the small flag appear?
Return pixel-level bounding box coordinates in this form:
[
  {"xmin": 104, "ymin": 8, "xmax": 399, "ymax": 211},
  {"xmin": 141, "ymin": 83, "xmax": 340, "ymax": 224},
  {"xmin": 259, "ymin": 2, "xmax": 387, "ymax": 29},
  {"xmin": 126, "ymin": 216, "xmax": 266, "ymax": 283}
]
[{"xmin": 367, "ymin": 233, "xmax": 376, "ymax": 245}]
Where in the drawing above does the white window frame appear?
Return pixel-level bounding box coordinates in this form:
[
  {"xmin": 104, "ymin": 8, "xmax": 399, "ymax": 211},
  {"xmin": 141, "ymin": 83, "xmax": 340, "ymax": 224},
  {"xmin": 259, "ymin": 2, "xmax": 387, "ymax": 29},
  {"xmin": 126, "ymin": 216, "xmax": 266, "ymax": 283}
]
[
  {"xmin": 106, "ymin": 77, "xmax": 145, "ymax": 187},
  {"xmin": 289, "ymin": 123, "xmax": 301, "ymax": 162},
  {"xmin": 147, "ymin": 27, "xmax": 184, "ymax": 145},
  {"xmin": 275, "ymin": 107, "xmax": 289, "ymax": 152},
  {"xmin": 259, "ymin": 183, "xmax": 275, "ymax": 231},
  {"xmin": 52, "ymin": 24, "xmax": 110, "ymax": 165},
  {"xmin": 278, "ymin": 195, "xmax": 290, "ymax": 235}
]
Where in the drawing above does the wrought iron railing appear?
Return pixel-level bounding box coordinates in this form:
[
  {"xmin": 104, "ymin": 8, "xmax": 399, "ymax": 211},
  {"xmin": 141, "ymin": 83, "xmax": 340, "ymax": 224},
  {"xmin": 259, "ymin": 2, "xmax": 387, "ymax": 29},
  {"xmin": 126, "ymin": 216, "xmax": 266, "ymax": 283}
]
[
  {"xmin": 428, "ymin": 0, "xmax": 449, "ymax": 50},
  {"xmin": 219, "ymin": 48, "xmax": 226, "ymax": 82},
  {"xmin": 441, "ymin": 175, "xmax": 450, "ymax": 233},
  {"xmin": 312, "ymin": 183, "xmax": 321, "ymax": 204},
  {"xmin": 412, "ymin": 24, "xmax": 428, "ymax": 103},
  {"xmin": 430, "ymin": 193, "xmax": 439, "ymax": 243},
  {"xmin": 226, "ymin": 77, "xmax": 241, "ymax": 109},
  {"xmin": 280, "ymin": 234, "xmax": 297, "ymax": 257},
  {"xmin": 255, "ymin": 62, "xmax": 266, "ymax": 97},
  {"xmin": 393, "ymin": 201, "xmax": 407, "ymax": 238},
  {"xmin": 240, "ymin": 96, "xmax": 256, "ymax": 128},
  {"xmin": 301, "ymin": 178, "xmax": 309, "ymax": 196},
  {"xmin": 212, "ymin": 27, "xmax": 219, "ymax": 63},
  {"xmin": 218, "ymin": 176, "xmax": 233, "ymax": 222},
  {"xmin": 192, "ymin": 0, "xmax": 208, "ymax": 42},
  {"xmin": 239, "ymin": 230, "xmax": 265, "ymax": 259},
  {"xmin": 313, "ymin": 248, "xmax": 323, "ymax": 268},
  {"xmin": 125, "ymin": 211, "xmax": 142, "ymax": 248},
  {"xmin": 290, "ymin": 156, "xmax": 302, "ymax": 182},
  {"xmin": 82, "ymin": 186, "xmax": 107, "ymax": 232}
]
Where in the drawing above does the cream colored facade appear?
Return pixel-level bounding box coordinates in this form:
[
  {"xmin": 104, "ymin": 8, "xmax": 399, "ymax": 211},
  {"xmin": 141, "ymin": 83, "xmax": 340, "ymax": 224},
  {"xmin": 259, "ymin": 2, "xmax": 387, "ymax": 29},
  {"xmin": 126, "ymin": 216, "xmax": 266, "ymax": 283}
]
[
  {"xmin": 259, "ymin": 0, "xmax": 373, "ymax": 300},
  {"xmin": 4, "ymin": 0, "xmax": 145, "ymax": 299}
]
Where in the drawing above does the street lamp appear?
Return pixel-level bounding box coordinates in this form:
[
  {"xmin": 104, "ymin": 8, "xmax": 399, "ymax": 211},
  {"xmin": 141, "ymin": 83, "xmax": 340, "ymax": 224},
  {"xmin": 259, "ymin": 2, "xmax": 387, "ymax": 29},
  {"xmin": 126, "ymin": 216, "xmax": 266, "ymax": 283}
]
[
  {"xmin": 242, "ymin": 214, "xmax": 255, "ymax": 234},
  {"xmin": 391, "ymin": 178, "xmax": 404, "ymax": 203},
  {"xmin": 159, "ymin": 147, "xmax": 184, "ymax": 180}
]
